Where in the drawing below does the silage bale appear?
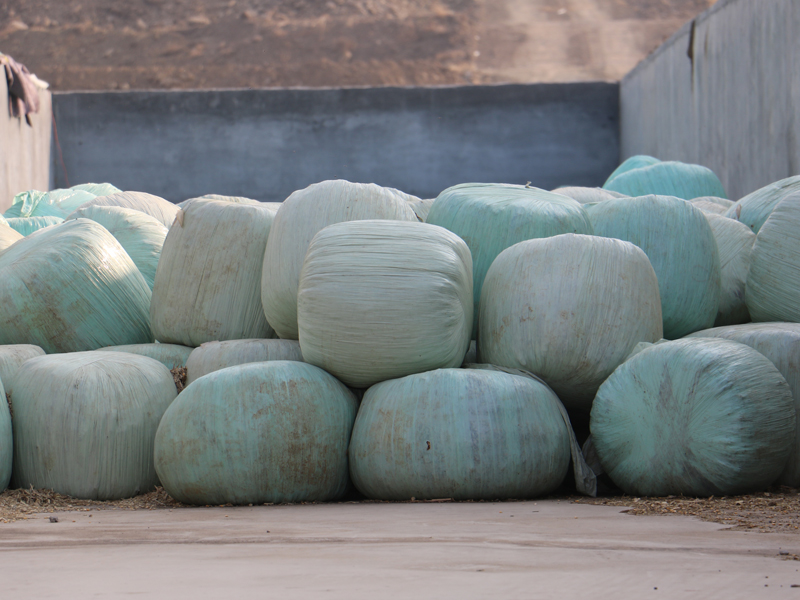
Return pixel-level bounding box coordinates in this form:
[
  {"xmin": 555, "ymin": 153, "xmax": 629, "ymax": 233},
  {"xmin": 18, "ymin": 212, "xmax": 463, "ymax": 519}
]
[
  {"xmin": 262, "ymin": 180, "xmax": 418, "ymax": 340},
  {"xmin": 150, "ymin": 199, "xmax": 276, "ymax": 347},
  {"xmin": 96, "ymin": 343, "xmax": 193, "ymax": 369},
  {"xmin": 692, "ymin": 196, "xmax": 733, "ymax": 215},
  {"xmin": 0, "ymin": 223, "xmax": 22, "ymax": 253},
  {"xmin": 186, "ymin": 338, "xmax": 303, "ymax": 384},
  {"xmin": 590, "ymin": 338, "xmax": 795, "ymax": 496},
  {"xmin": 0, "ymin": 345, "xmax": 45, "ymax": 395},
  {"xmin": 177, "ymin": 194, "xmax": 263, "ymax": 209},
  {"xmin": 603, "ymin": 161, "xmax": 727, "ymax": 200},
  {"xmin": 6, "ymin": 215, "xmax": 63, "ymax": 236},
  {"xmin": 551, "ymin": 186, "xmax": 626, "ymax": 204},
  {"xmin": 11, "ymin": 352, "xmax": 177, "ymax": 500},
  {"xmin": 349, "ymin": 368, "xmax": 570, "ymax": 500},
  {"xmin": 426, "ymin": 183, "xmax": 592, "ymax": 338},
  {"xmin": 298, "ymin": 220, "xmax": 472, "ymax": 388},
  {"xmin": 746, "ymin": 195, "xmax": 800, "ymax": 322},
  {"xmin": 687, "ymin": 323, "xmax": 800, "ymax": 487},
  {"xmin": 586, "ymin": 195, "xmax": 721, "ymax": 338},
  {"xmin": 725, "ymin": 175, "xmax": 800, "ymax": 233},
  {"xmin": 0, "ymin": 219, "xmax": 153, "ymax": 353},
  {"xmin": 69, "ymin": 191, "xmax": 179, "ymax": 228},
  {"xmin": 604, "ymin": 155, "xmax": 661, "ymax": 187},
  {"xmin": 408, "ymin": 198, "xmax": 435, "ymax": 222},
  {"xmin": 478, "ymin": 233, "xmax": 662, "ymax": 411},
  {"xmin": 154, "ymin": 361, "xmax": 358, "ymax": 505},
  {"xmin": 0, "ymin": 378, "xmax": 9, "ymax": 491},
  {"xmin": 4, "ymin": 188, "xmax": 96, "ymax": 219},
  {"xmin": 71, "ymin": 182, "xmax": 122, "ymax": 197},
  {"xmin": 703, "ymin": 212, "xmax": 755, "ymax": 326}
]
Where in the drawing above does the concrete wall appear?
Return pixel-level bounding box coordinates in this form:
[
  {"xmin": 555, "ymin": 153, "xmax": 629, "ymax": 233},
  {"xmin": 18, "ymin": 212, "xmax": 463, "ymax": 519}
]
[
  {"xmin": 0, "ymin": 81, "xmax": 51, "ymax": 212},
  {"xmin": 621, "ymin": 0, "xmax": 800, "ymax": 200},
  {"xmin": 52, "ymin": 83, "xmax": 619, "ymax": 203}
]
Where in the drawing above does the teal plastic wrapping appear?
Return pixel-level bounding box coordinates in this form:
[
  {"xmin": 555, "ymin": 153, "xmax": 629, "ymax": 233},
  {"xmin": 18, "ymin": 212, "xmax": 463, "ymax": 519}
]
[
  {"xmin": 6, "ymin": 215, "xmax": 63, "ymax": 236},
  {"xmin": 71, "ymin": 182, "xmax": 122, "ymax": 197},
  {"xmin": 154, "ymin": 361, "xmax": 358, "ymax": 505},
  {"xmin": 590, "ymin": 338, "xmax": 795, "ymax": 497},
  {"xmin": 725, "ymin": 176, "xmax": 800, "ymax": 233},
  {"xmin": 604, "ymin": 155, "xmax": 661, "ymax": 187},
  {"xmin": 151, "ymin": 199, "xmax": 277, "ymax": 347},
  {"xmin": 0, "ymin": 377, "xmax": 9, "ymax": 491},
  {"xmin": 586, "ymin": 195, "xmax": 721, "ymax": 339},
  {"xmin": 5, "ymin": 188, "xmax": 96, "ymax": 219},
  {"xmin": 68, "ymin": 191, "xmax": 179, "ymax": 228},
  {"xmin": 67, "ymin": 205, "xmax": 169, "ymax": 289},
  {"xmin": 186, "ymin": 338, "xmax": 303, "ymax": 384},
  {"xmin": 297, "ymin": 220, "xmax": 473, "ymax": 388},
  {"xmin": 552, "ymin": 186, "xmax": 627, "ymax": 204},
  {"xmin": 0, "ymin": 345, "xmax": 45, "ymax": 395},
  {"xmin": 262, "ymin": 180, "xmax": 418, "ymax": 340},
  {"xmin": 427, "ymin": 183, "xmax": 592, "ymax": 338},
  {"xmin": 603, "ymin": 161, "xmax": 727, "ymax": 200},
  {"xmin": 96, "ymin": 343, "xmax": 193, "ymax": 369},
  {"xmin": 0, "ymin": 219, "xmax": 154, "ymax": 353},
  {"xmin": 11, "ymin": 352, "xmax": 177, "ymax": 500},
  {"xmin": 688, "ymin": 323, "xmax": 800, "ymax": 487},
  {"xmin": 478, "ymin": 233, "xmax": 662, "ymax": 411},
  {"xmin": 0, "ymin": 223, "xmax": 22, "ymax": 252},
  {"xmin": 349, "ymin": 367, "xmax": 571, "ymax": 501}
]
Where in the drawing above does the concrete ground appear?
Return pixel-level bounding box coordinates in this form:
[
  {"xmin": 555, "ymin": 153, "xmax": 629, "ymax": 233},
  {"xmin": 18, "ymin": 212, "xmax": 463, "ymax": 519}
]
[{"xmin": 2, "ymin": 499, "xmax": 800, "ymax": 599}]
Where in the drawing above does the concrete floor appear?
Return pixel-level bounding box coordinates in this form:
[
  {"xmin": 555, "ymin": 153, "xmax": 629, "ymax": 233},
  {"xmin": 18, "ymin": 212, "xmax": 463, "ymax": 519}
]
[{"xmin": 2, "ymin": 499, "xmax": 800, "ymax": 599}]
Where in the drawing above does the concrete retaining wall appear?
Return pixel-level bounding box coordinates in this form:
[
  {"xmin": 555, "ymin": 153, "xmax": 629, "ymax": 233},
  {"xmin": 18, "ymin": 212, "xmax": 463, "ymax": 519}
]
[
  {"xmin": 52, "ymin": 83, "xmax": 619, "ymax": 203},
  {"xmin": 621, "ymin": 0, "xmax": 800, "ymax": 200}
]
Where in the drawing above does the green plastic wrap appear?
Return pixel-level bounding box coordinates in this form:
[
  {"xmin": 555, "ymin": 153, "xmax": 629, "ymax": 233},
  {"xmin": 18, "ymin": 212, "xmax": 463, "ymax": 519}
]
[
  {"xmin": 151, "ymin": 199, "xmax": 276, "ymax": 347},
  {"xmin": 71, "ymin": 182, "xmax": 122, "ymax": 197},
  {"xmin": 68, "ymin": 191, "xmax": 179, "ymax": 228},
  {"xmin": 688, "ymin": 323, "xmax": 800, "ymax": 487},
  {"xmin": 0, "ymin": 377, "xmax": 9, "ymax": 491},
  {"xmin": 298, "ymin": 220, "xmax": 473, "ymax": 388},
  {"xmin": 96, "ymin": 343, "xmax": 193, "ymax": 369},
  {"xmin": 11, "ymin": 352, "xmax": 177, "ymax": 500},
  {"xmin": 0, "ymin": 223, "xmax": 22, "ymax": 253},
  {"xmin": 604, "ymin": 155, "xmax": 661, "ymax": 187},
  {"xmin": 590, "ymin": 338, "xmax": 795, "ymax": 497},
  {"xmin": 6, "ymin": 215, "xmax": 63, "ymax": 236},
  {"xmin": 603, "ymin": 161, "xmax": 727, "ymax": 200},
  {"xmin": 746, "ymin": 195, "xmax": 800, "ymax": 322},
  {"xmin": 0, "ymin": 345, "xmax": 45, "ymax": 395},
  {"xmin": 427, "ymin": 183, "xmax": 592, "ymax": 338},
  {"xmin": 186, "ymin": 338, "xmax": 303, "ymax": 384},
  {"xmin": 552, "ymin": 186, "xmax": 627, "ymax": 204},
  {"xmin": 349, "ymin": 368, "xmax": 570, "ymax": 500},
  {"xmin": 725, "ymin": 176, "xmax": 800, "ymax": 233},
  {"xmin": 67, "ymin": 205, "xmax": 168, "ymax": 290},
  {"xmin": 478, "ymin": 233, "xmax": 662, "ymax": 411},
  {"xmin": 262, "ymin": 180, "xmax": 418, "ymax": 340},
  {"xmin": 5, "ymin": 188, "xmax": 96, "ymax": 219},
  {"xmin": 0, "ymin": 219, "xmax": 154, "ymax": 353},
  {"xmin": 154, "ymin": 361, "xmax": 358, "ymax": 505},
  {"xmin": 586, "ymin": 195, "xmax": 721, "ymax": 339}
]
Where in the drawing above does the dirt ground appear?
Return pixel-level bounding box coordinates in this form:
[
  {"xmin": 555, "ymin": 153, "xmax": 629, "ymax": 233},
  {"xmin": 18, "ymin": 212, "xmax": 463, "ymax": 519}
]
[{"xmin": 0, "ymin": 0, "xmax": 716, "ymax": 90}]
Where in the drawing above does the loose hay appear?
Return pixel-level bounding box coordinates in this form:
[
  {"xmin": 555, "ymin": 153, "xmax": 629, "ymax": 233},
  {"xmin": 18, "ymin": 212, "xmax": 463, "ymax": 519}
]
[{"xmin": 171, "ymin": 366, "xmax": 187, "ymax": 393}]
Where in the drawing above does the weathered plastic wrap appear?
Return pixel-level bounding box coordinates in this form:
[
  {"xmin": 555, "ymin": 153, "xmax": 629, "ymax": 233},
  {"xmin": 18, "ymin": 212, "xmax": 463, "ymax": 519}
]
[
  {"xmin": 177, "ymin": 194, "xmax": 264, "ymax": 209},
  {"xmin": 586, "ymin": 195, "xmax": 721, "ymax": 339},
  {"xmin": 408, "ymin": 198, "xmax": 435, "ymax": 222},
  {"xmin": 71, "ymin": 182, "xmax": 122, "ymax": 197},
  {"xmin": 96, "ymin": 343, "xmax": 193, "ymax": 369},
  {"xmin": 154, "ymin": 361, "xmax": 358, "ymax": 505},
  {"xmin": 692, "ymin": 197, "xmax": 733, "ymax": 215},
  {"xmin": 725, "ymin": 175, "xmax": 800, "ymax": 233},
  {"xmin": 427, "ymin": 183, "xmax": 592, "ymax": 338},
  {"xmin": 0, "ymin": 223, "xmax": 22, "ymax": 252},
  {"xmin": 349, "ymin": 368, "xmax": 571, "ymax": 500},
  {"xmin": 478, "ymin": 234, "xmax": 663, "ymax": 411},
  {"xmin": 688, "ymin": 323, "xmax": 800, "ymax": 487},
  {"xmin": 262, "ymin": 180, "xmax": 418, "ymax": 340},
  {"xmin": 0, "ymin": 378, "xmax": 9, "ymax": 491},
  {"xmin": 151, "ymin": 200, "xmax": 276, "ymax": 347},
  {"xmin": 186, "ymin": 338, "xmax": 303, "ymax": 384},
  {"xmin": 6, "ymin": 215, "xmax": 63, "ymax": 236},
  {"xmin": 552, "ymin": 186, "xmax": 627, "ymax": 204},
  {"xmin": 11, "ymin": 352, "xmax": 178, "ymax": 500},
  {"xmin": 0, "ymin": 219, "xmax": 153, "ymax": 353},
  {"xmin": 590, "ymin": 338, "xmax": 795, "ymax": 497},
  {"xmin": 603, "ymin": 161, "xmax": 727, "ymax": 200},
  {"xmin": 746, "ymin": 196, "xmax": 800, "ymax": 322},
  {"xmin": 4, "ymin": 188, "xmax": 96, "ymax": 219},
  {"xmin": 69, "ymin": 191, "xmax": 179, "ymax": 228},
  {"xmin": 297, "ymin": 220, "xmax": 473, "ymax": 388},
  {"xmin": 604, "ymin": 155, "xmax": 661, "ymax": 186},
  {"xmin": 0, "ymin": 345, "xmax": 45, "ymax": 395}
]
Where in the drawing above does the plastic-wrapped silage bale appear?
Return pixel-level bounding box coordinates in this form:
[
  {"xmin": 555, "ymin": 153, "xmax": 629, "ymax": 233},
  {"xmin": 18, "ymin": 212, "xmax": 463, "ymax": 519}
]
[
  {"xmin": 96, "ymin": 344, "xmax": 193, "ymax": 369},
  {"xmin": 262, "ymin": 180, "xmax": 418, "ymax": 340},
  {"xmin": 0, "ymin": 223, "xmax": 22, "ymax": 253},
  {"xmin": 603, "ymin": 161, "xmax": 727, "ymax": 200},
  {"xmin": 0, "ymin": 378, "xmax": 9, "ymax": 491},
  {"xmin": 11, "ymin": 352, "xmax": 177, "ymax": 500},
  {"xmin": 586, "ymin": 195, "xmax": 721, "ymax": 338},
  {"xmin": 154, "ymin": 361, "xmax": 358, "ymax": 505},
  {"xmin": 408, "ymin": 198, "xmax": 435, "ymax": 222},
  {"xmin": 478, "ymin": 233, "xmax": 662, "ymax": 411},
  {"xmin": 725, "ymin": 176, "xmax": 800, "ymax": 233},
  {"xmin": 551, "ymin": 187, "xmax": 626, "ymax": 204},
  {"xmin": 0, "ymin": 345, "xmax": 45, "ymax": 395},
  {"xmin": 71, "ymin": 182, "xmax": 122, "ymax": 197},
  {"xmin": 186, "ymin": 338, "xmax": 303, "ymax": 384},
  {"xmin": 0, "ymin": 219, "xmax": 153, "ymax": 353},
  {"xmin": 67, "ymin": 205, "xmax": 168, "ymax": 290},
  {"xmin": 150, "ymin": 199, "xmax": 276, "ymax": 347},
  {"xmin": 604, "ymin": 155, "xmax": 661, "ymax": 187},
  {"xmin": 6, "ymin": 215, "xmax": 63, "ymax": 236},
  {"xmin": 687, "ymin": 323, "xmax": 800, "ymax": 487},
  {"xmin": 69, "ymin": 191, "xmax": 179, "ymax": 228},
  {"xmin": 177, "ymin": 194, "xmax": 263, "ymax": 209},
  {"xmin": 692, "ymin": 197, "xmax": 733, "ymax": 215},
  {"xmin": 298, "ymin": 220, "xmax": 473, "ymax": 388},
  {"xmin": 349, "ymin": 367, "xmax": 571, "ymax": 501},
  {"xmin": 4, "ymin": 188, "xmax": 96, "ymax": 219},
  {"xmin": 590, "ymin": 338, "xmax": 795, "ymax": 497},
  {"xmin": 426, "ymin": 183, "xmax": 592, "ymax": 338}
]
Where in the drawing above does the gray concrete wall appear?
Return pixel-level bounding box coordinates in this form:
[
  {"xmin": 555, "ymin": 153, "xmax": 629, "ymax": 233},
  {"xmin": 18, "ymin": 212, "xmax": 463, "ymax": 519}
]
[
  {"xmin": 0, "ymin": 80, "xmax": 51, "ymax": 212},
  {"xmin": 52, "ymin": 83, "xmax": 619, "ymax": 203},
  {"xmin": 620, "ymin": 0, "xmax": 800, "ymax": 200}
]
